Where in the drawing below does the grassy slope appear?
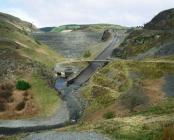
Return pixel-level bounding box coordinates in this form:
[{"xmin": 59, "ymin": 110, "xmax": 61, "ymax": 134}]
[
  {"xmin": 112, "ymin": 9, "xmax": 174, "ymax": 60},
  {"xmin": 144, "ymin": 8, "xmax": 174, "ymax": 30},
  {"xmin": 0, "ymin": 14, "xmax": 63, "ymax": 117},
  {"xmin": 64, "ymin": 60, "xmax": 174, "ymax": 140},
  {"xmin": 0, "ymin": 21, "xmax": 64, "ymax": 68},
  {"xmin": 51, "ymin": 24, "xmax": 126, "ymax": 32},
  {"xmin": 62, "ymin": 9, "xmax": 174, "ymax": 140},
  {"xmin": 30, "ymin": 75, "xmax": 60, "ymax": 117},
  {"xmin": 112, "ymin": 29, "xmax": 174, "ymax": 59}
]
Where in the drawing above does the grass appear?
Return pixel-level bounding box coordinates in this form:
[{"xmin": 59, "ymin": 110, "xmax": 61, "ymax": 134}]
[
  {"xmin": 72, "ymin": 60, "xmax": 174, "ymax": 139},
  {"xmin": 81, "ymin": 61, "xmax": 132, "ymax": 120},
  {"xmin": 112, "ymin": 29, "xmax": 174, "ymax": 58},
  {"xmin": 0, "ymin": 22, "xmax": 64, "ymax": 68},
  {"xmin": 30, "ymin": 74, "xmax": 60, "ymax": 117},
  {"xmin": 126, "ymin": 61, "xmax": 174, "ymax": 79},
  {"xmin": 51, "ymin": 24, "xmax": 126, "ymax": 32},
  {"xmin": 135, "ymin": 98, "xmax": 174, "ymax": 116},
  {"xmin": 0, "ymin": 14, "xmax": 62, "ymax": 118}
]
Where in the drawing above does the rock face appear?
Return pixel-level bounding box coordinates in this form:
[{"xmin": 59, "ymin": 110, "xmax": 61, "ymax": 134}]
[
  {"xmin": 144, "ymin": 8, "xmax": 174, "ymax": 30},
  {"xmin": 101, "ymin": 30, "xmax": 111, "ymax": 41}
]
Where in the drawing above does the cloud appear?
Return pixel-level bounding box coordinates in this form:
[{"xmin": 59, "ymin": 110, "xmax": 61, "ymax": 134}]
[{"xmin": 1, "ymin": 0, "xmax": 174, "ymax": 27}]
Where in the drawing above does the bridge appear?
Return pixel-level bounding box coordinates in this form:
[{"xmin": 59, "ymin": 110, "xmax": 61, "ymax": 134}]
[{"xmin": 57, "ymin": 59, "xmax": 111, "ymax": 64}]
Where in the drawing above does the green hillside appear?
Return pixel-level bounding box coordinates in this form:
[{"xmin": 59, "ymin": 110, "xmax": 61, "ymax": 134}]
[
  {"xmin": 0, "ymin": 13, "xmax": 63, "ymax": 118},
  {"xmin": 44, "ymin": 24, "xmax": 126, "ymax": 32}
]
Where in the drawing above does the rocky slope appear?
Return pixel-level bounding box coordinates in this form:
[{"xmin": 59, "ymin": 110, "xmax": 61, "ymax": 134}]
[{"xmin": 112, "ymin": 9, "xmax": 174, "ymax": 60}]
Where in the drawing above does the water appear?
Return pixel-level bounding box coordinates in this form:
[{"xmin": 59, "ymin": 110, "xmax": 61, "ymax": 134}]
[
  {"xmin": 55, "ymin": 77, "xmax": 81, "ymax": 121},
  {"xmin": 163, "ymin": 74, "xmax": 174, "ymax": 97},
  {"xmin": 55, "ymin": 77, "xmax": 67, "ymax": 91}
]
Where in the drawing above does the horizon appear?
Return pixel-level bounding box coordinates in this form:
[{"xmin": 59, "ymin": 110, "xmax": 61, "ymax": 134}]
[{"xmin": 0, "ymin": 0, "xmax": 174, "ymax": 27}]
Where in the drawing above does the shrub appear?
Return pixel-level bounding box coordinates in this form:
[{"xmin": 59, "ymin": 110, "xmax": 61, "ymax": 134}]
[
  {"xmin": 103, "ymin": 111, "xmax": 115, "ymax": 119},
  {"xmin": 16, "ymin": 80, "xmax": 31, "ymax": 90},
  {"xmin": 83, "ymin": 50, "xmax": 91, "ymax": 58},
  {"xmin": 35, "ymin": 39, "xmax": 41, "ymax": 45}
]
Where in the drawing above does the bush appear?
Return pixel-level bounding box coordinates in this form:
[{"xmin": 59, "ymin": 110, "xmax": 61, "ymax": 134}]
[
  {"xmin": 103, "ymin": 111, "xmax": 115, "ymax": 119},
  {"xmin": 83, "ymin": 50, "xmax": 91, "ymax": 58},
  {"xmin": 16, "ymin": 80, "xmax": 31, "ymax": 90}
]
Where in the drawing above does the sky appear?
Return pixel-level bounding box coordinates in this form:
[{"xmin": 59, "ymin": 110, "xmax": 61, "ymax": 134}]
[{"xmin": 0, "ymin": 0, "xmax": 174, "ymax": 27}]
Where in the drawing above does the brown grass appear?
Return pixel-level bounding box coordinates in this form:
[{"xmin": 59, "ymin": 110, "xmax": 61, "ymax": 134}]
[
  {"xmin": 143, "ymin": 79, "xmax": 165, "ymax": 105},
  {"xmin": 162, "ymin": 126, "xmax": 174, "ymax": 140},
  {"xmin": 0, "ymin": 82, "xmax": 38, "ymax": 119}
]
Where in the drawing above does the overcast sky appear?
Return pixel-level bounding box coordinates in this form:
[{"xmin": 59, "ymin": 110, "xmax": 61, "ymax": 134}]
[{"xmin": 0, "ymin": 0, "xmax": 174, "ymax": 27}]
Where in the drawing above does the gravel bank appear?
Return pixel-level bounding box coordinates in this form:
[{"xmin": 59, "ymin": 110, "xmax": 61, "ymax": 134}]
[{"xmin": 22, "ymin": 131, "xmax": 110, "ymax": 140}]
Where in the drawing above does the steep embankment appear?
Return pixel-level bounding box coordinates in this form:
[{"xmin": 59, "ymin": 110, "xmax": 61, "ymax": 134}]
[
  {"xmin": 112, "ymin": 8, "xmax": 174, "ymax": 60},
  {"xmin": 0, "ymin": 12, "xmax": 63, "ymax": 119}
]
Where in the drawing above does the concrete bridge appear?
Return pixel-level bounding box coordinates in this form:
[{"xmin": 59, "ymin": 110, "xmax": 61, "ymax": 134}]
[{"xmin": 57, "ymin": 59, "xmax": 111, "ymax": 64}]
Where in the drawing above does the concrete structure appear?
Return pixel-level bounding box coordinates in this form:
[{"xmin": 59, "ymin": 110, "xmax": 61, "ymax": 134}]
[{"xmin": 55, "ymin": 65, "xmax": 75, "ymax": 78}]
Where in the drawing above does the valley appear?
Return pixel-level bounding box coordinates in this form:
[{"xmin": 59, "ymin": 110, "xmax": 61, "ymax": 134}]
[{"xmin": 0, "ymin": 8, "xmax": 174, "ymax": 140}]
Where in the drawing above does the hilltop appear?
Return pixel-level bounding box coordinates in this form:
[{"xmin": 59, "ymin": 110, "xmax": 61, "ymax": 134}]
[
  {"xmin": 0, "ymin": 12, "xmax": 37, "ymax": 32},
  {"xmin": 144, "ymin": 8, "xmax": 174, "ymax": 30},
  {"xmin": 40, "ymin": 24, "xmax": 126, "ymax": 33},
  {"xmin": 112, "ymin": 9, "xmax": 174, "ymax": 60}
]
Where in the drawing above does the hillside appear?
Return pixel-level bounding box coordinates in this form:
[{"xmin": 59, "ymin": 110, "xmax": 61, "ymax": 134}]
[
  {"xmin": 0, "ymin": 12, "xmax": 37, "ymax": 32},
  {"xmin": 1, "ymin": 8, "xmax": 174, "ymax": 140},
  {"xmin": 62, "ymin": 8, "xmax": 174, "ymax": 140},
  {"xmin": 112, "ymin": 9, "xmax": 174, "ymax": 60},
  {"xmin": 144, "ymin": 8, "xmax": 174, "ymax": 30},
  {"xmin": 65, "ymin": 59, "xmax": 174, "ymax": 140},
  {"xmin": 0, "ymin": 13, "xmax": 63, "ymax": 119}
]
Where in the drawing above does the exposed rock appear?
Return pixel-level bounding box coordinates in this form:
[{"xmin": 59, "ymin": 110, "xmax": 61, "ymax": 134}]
[{"xmin": 101, "ymin": 30, "xmax": 111, "ymax": 41}]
